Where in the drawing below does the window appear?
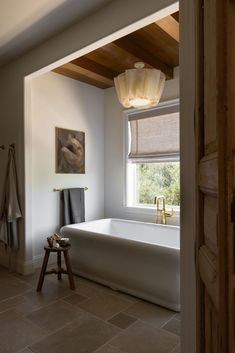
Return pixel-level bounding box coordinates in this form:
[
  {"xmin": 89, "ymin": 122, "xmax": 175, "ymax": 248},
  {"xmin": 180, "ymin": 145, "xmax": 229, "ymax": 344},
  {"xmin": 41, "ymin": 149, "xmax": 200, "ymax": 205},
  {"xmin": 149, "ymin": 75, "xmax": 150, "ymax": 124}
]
[{"xmin": 125, "ymin": 100, "xmax": 180, "ymax": 209}]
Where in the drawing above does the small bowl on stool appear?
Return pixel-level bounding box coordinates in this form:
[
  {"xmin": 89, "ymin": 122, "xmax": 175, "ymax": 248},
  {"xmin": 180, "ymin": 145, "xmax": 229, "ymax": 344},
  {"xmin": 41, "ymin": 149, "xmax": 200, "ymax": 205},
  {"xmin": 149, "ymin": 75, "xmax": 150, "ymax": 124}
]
[{"xmin": 57, "ymin": 238, "xmax": 70, "ymax": 247}]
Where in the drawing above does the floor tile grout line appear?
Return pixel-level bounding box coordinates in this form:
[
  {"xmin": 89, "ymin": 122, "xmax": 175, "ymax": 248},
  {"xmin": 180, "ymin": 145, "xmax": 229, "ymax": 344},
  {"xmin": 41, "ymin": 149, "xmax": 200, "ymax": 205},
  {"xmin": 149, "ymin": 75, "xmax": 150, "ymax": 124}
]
[
  {"xmin": 105, "ymin": 302, "xmax": 178, "ymax": 336},
  {"xmin": 0, "ymin": 304, "xmax": 33, "ymax": 316},
  {"xmin": 19, "ymin": 289, "xmax": 81, "ymax": 317},
  {"xmin": 0, "ymin": 293, "xmax": 23, "ymax": 305},
  {"xmin": 26, "ymin": 308, "xmax": 125, "ymax": 353},
  {"xmin": 74, "ymin": 275, "xmax": 140, "ymax": 304},
  {"xmin": 0, "ymin": 312, "xmax": 63, "ymax": 353},
  {"xmin": 95, "ymin": 318, "xmax": 179, "ymax": 353},
  {"xmin": 174, "ymin": 315, "xmax": 181, "ymax": 321},
  {"xmin": 121, "ymin": 304, "xmax": 177, "ymax": 331},
  {"xmin": 159, "ymin": 311, "xmax": 181, "ymax": 336},
  {"xmin": 61, "ymin": 291, "xmax": 88, "ymax": 300},
  {"xmin": 136, "ymin": 318, "xmax": 181, "ymax": 339},
  {"xmin": 15, "ymin": 345, "xmax": 35, "ymax": 353},
  {"xmin": 105, "ymin": 306, "xmax": 139, "ymax": 323},
  {"xmin": 11, "ymin": 275, "xmax": 36, "ymax": 288},
  {"xmin": 172, "ymin": 312, "xmax": 181, "ymax": 320},
  {"xmin": 91, "ymin": 320, "xmax": 142, "ymax": 353},
  {"xmin": 77, "ymin": 299, "xmax": 136, "ymax": 322},
  {"xmin": 161, "ymin": 326, "xmax": 181, "ymax": 338},
  {"xmin": 22, "ymin": 297, "xmax": 67, "ymax": 317},
  {"xmin": 0, "ymin": 285, "xmax": 34, "ymax": 305},
  {"xmin": 103, "ymin": 345, "xmax": 127, "ymax": 353},
  {"xmin": 168, "ymin": 342, "xmax": 181, "ymax": 353},
  {"xmin": 53, "ymin": 296, "xmax": 129, "ymax": 331},
  {"xmin": 92, "ymin": 342, "xmax": 127, "ymax": 353},
  {"xmin": 74, "ymin": 279, "xmax": 118, "ymax": 300},
  {"xmin": 22, "ymin": 314, "xmax": 85, "ymax": 350},
  {"xmin": 160, "ymin": 313, "xmax": 179, "ymax": 330},
  {"xmin": 24, "ymin": 296, "xmax": 87, "ymax": 323},
  {"xmin": 62, "ymin": 294, "xmax": 91, "ymax": 306},
  {"xmin": 78, "ymin": 288, "xmax": 137, "ymax": 307},
  {"xmin": 72, "ymin": 288, "xmax": 138, "ymax": 322}
]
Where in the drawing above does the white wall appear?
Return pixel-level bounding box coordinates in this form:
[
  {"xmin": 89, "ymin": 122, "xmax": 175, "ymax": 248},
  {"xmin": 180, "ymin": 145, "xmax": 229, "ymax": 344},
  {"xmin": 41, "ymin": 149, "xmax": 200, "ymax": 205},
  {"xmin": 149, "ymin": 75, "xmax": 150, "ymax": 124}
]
[
  {"xmin": 104, "ymin": 68, "xmax": 180, "ymax": 225},
  {"xmin": 31, "ymin": 72, "xmax": 104, "ymax": 259}
]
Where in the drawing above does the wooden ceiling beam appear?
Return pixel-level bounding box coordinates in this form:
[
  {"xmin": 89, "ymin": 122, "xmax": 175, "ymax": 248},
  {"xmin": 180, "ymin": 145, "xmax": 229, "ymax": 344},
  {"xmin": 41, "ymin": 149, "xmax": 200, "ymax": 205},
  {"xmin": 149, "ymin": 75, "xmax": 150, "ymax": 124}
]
[
  {"xmin": 155, "ymin": 15, "xmax": 179, "ymax": 42},
  {"xmin": 72, "ymin": 57, "xmax": 118, "ymax": 80},
  {"xmin": 53, "ymin": 63, "xmax": 113, "ymax": 89},
  {"xmin": 171, "ymin": 11, "xmax": 179, "ymax": 23},
  {"xmin": 135, "ymin": 24, "xmax": 179, "ymax": 67},
  {"xmin": 113, "ymin": 37, "xmax": 173, "ymax": 79}
]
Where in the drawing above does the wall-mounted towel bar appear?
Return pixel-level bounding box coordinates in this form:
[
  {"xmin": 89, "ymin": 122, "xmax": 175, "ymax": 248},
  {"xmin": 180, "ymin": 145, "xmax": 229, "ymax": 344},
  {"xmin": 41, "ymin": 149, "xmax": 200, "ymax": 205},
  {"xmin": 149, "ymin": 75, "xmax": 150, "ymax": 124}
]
[{"xmin": 53, "ymin": 187, "xmax": 88, "ymax": 192}]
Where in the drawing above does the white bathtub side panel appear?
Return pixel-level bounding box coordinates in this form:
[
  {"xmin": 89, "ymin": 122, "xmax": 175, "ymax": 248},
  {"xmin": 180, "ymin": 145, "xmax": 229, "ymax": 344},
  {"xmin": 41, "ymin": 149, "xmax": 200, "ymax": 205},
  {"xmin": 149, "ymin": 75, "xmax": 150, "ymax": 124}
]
[{"xmin": 62, "ymin": 228, "xmax": 180, "ymax": 311}]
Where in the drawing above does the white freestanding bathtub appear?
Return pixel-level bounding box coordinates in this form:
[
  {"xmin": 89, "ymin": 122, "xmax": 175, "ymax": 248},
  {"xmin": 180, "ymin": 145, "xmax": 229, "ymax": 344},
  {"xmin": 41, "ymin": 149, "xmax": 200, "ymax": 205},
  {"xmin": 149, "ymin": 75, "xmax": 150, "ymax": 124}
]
[{"xmin": 61, "ymin": 218, "xmax": 180, "ymax": 311}]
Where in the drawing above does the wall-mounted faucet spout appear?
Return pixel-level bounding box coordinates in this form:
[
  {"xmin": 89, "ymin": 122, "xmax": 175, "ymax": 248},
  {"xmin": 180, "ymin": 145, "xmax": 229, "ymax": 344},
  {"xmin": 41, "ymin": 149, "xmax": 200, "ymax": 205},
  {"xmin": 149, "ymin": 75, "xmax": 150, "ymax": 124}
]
[{"xmin": 154, "ymin": 195, "xmax": 174, "ymax": 225}]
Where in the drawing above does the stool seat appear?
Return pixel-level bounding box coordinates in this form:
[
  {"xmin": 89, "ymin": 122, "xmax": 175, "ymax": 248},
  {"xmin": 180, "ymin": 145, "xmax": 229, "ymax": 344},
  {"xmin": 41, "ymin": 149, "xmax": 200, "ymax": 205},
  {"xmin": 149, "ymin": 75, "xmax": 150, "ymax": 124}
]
[
  {"xmin": 44, "ymin": 244, "xmax": 71, "ymax": 252},
  {"xmin": 37, "ymin": 244, "xmax": 75, "ymax": 292}
]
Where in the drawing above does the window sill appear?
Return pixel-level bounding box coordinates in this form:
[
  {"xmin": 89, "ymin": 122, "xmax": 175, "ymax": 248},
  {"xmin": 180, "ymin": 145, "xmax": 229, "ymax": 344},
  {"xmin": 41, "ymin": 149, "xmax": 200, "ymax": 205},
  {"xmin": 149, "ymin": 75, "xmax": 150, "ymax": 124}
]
[{"xmin": 122, "ymin": 205, "xmax": 180, "ymax": 217}]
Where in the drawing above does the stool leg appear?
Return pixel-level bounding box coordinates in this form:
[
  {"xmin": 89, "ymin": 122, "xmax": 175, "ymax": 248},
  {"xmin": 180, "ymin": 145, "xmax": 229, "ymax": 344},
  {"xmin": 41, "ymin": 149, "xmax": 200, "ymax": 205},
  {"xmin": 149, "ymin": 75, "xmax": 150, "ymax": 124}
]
[
  {"xmin": 63, "ymin": 250, "xmax": 75, "ymax": 290},
  {"xmin": 57, "ymin": 251, "xmax": 62, "ymax": 280},
  {"xmin": 37, "ymin": 250, "xmax": 50, "ymax": 292}
]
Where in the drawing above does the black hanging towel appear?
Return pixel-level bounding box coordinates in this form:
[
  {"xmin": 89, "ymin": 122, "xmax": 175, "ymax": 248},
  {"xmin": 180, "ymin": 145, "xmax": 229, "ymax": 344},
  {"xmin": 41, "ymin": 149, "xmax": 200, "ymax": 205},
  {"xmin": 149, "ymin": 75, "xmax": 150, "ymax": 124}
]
[
  {"xmin": 61, "ymin": 188, "xmax": 85, "ymax": 226},
  {"xmin": 0, "ymin": 145, "xmax": 22, "ymax": 249}
]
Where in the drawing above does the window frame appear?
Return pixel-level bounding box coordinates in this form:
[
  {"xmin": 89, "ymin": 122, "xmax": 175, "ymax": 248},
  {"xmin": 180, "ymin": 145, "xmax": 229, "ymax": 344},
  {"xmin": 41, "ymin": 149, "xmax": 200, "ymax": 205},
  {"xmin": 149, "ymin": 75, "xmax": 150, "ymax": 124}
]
[{"xmin": 123, "ymin": 99, "xmax": 180, "ymax": 213}]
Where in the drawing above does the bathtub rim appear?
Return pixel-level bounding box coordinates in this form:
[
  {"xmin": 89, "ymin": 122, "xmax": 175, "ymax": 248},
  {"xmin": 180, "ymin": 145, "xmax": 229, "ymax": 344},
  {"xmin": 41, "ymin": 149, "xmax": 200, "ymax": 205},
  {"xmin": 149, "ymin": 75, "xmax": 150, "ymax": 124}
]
[{"xmin": 61, "ymin": 217, "xmax": 180, "ymax": 251}]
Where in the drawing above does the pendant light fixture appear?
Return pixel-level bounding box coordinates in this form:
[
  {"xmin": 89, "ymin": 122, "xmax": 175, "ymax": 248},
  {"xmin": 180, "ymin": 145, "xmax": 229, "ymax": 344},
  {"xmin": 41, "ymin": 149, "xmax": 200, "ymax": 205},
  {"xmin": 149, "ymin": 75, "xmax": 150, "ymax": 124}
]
[{"xmin": 114, "ymin": 62, "xmax": 166, "ymax": 109}]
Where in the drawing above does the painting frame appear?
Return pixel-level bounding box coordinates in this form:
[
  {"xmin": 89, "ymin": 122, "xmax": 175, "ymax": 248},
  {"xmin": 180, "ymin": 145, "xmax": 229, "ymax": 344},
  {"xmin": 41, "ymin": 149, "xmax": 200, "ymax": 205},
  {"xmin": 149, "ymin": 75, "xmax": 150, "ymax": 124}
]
[{"xmin": 55, "ymin": 127, "xmax": 85, "ymax": 174}]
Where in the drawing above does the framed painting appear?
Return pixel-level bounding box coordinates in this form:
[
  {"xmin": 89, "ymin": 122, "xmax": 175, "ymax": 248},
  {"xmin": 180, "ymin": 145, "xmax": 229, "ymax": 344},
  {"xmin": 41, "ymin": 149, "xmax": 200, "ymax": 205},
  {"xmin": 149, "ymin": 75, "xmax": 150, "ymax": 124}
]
[{"xmin": 55, "ymin": 127, "xmax": 85, "ymax": 174}]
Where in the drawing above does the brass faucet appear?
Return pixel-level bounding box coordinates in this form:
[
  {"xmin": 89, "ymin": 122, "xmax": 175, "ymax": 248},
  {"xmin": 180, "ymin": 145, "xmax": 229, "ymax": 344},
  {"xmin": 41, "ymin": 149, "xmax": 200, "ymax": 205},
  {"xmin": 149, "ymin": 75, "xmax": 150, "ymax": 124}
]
[{"xmin": 154, "ymin": 196, "xmax": 174, "ymax": 225}]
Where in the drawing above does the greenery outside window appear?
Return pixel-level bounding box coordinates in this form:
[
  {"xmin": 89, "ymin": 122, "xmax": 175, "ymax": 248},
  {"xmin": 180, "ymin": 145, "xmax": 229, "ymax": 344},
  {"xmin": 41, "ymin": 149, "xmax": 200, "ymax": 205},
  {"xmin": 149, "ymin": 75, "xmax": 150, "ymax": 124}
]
[{"xmin": 125, "ymin": 100, "xmax": 180, "ymax": 210}]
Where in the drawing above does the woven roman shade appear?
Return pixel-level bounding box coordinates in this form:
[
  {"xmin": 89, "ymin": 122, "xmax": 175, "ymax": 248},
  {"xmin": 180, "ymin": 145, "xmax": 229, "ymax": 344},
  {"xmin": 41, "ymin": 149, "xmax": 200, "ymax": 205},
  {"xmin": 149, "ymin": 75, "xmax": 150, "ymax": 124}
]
[{"xmin": 128, "ymin": 111, "xmax": 179, "ymax": 160}]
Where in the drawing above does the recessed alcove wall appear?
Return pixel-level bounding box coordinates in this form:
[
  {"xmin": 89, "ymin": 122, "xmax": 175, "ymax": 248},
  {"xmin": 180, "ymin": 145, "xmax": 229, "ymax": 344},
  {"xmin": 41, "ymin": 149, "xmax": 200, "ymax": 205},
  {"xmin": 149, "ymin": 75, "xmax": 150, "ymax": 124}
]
[{"xmin": 31, "ymin": 71, "xmax": 105, "ymax": 260}]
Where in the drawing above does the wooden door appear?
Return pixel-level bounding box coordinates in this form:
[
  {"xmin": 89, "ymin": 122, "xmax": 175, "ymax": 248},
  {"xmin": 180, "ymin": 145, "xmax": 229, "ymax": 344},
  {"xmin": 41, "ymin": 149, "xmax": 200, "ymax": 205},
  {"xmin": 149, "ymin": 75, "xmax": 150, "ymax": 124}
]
[
  {"xmin": 227, "ymin": 1, "xmax": 235, "ymax": 352},
  {"xmin": 195, "ymin": 0, "xmax": 230, "ymax": 352}
]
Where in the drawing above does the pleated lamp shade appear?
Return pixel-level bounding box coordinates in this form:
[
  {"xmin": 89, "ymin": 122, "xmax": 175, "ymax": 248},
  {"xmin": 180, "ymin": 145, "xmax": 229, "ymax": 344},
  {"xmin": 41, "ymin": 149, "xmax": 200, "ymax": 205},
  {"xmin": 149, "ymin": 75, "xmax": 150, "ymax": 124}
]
[{"xmin": 114, "ymin": 62, "xmax": 166, "ymax": 109}]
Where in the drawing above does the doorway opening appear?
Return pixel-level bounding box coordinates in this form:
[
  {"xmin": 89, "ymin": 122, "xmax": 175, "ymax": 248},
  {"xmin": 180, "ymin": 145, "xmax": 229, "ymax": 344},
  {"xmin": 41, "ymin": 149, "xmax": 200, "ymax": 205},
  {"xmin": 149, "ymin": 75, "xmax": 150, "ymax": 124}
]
[{"xmin": 24, "ymin": 2, "xmax": 196, "ymax": 352}]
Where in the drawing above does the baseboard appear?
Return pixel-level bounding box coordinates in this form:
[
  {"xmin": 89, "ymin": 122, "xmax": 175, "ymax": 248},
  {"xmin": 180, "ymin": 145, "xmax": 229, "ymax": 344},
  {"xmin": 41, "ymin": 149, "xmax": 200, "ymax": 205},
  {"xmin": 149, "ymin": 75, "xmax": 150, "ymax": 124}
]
[{"xmin": 0, "ymin": 251, "xmax": 57, "ymax": 275}]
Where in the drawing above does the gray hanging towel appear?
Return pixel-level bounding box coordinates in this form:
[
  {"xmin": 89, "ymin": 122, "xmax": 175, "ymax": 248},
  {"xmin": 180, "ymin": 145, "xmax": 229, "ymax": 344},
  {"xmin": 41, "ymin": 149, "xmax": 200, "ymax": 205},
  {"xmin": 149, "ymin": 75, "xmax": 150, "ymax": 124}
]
[
  {"xmin": 61, "ymin": 188, "xmax": 85, "ymax": 225},
  {"xmin": 0, "ymin": 146, "xmax": 22, "ymax": 249}
]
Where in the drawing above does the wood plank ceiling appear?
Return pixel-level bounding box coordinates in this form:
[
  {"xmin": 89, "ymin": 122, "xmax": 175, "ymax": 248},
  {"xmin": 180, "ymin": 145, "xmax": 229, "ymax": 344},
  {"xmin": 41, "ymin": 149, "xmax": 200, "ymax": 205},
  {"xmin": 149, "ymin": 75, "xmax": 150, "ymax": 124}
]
[{"xmin": 53, "ymin": 12, "xmax": 179, "ymax": 89}]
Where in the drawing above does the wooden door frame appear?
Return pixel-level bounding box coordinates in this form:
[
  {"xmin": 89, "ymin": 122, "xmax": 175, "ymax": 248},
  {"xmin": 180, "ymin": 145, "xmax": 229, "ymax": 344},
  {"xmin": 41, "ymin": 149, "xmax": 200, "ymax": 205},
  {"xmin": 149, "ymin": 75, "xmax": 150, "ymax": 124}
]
[
  {"xmin": 194, "ymin": 0, "xmax": 230, "ymax": 352},
  {"xmin": 227, "ymin": 1, "xmax": 235, "ymax": 352},
  {"xmin": 180, "ymin": 0, "xmax": 196, "ymax": 351}
]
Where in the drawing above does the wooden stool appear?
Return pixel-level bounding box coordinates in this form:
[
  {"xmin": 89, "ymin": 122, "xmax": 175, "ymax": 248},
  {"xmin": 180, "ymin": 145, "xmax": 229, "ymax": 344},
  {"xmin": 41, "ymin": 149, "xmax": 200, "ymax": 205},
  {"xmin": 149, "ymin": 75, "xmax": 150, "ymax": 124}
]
[{"xmin": 37, "ymin": 244, "xmax": 75, "ymax": 291}]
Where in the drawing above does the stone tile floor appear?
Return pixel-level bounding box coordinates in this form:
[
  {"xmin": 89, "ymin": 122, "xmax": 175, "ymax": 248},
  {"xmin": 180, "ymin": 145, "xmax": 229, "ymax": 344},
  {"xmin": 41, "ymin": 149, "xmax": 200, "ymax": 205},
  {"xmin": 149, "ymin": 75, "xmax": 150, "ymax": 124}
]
[{"xmin": 0, "ymin": 265, "xmax": 180, "ymax": 353}]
